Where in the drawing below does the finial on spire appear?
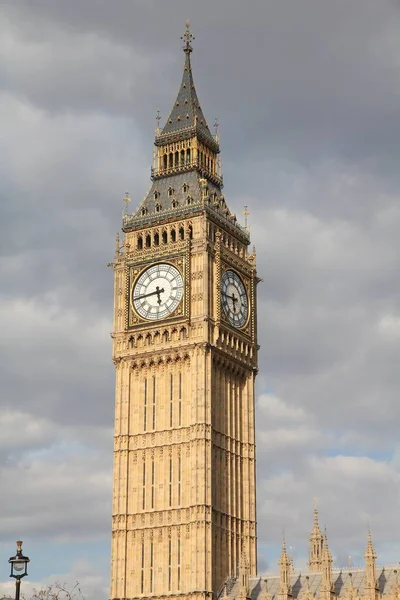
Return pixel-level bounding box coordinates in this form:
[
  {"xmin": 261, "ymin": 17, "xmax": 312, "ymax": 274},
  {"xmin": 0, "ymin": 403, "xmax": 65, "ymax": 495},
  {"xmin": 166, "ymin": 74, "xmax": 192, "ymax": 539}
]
[
  {"xmin": 365, "ymin": 527, "xmax": 377, "ymax": 559},
  {"xmin": 156, "ymin": 110, "xmax": 161, "ymax": 134},
  {"xmin": 123, "ymin": 191, "xmax": 131, "ymax": 214},
  {"xmin": 313, "ymin": 497, "xmax": 319, "ymax": 522},
  {"xmin": 214, "ymin": 117, "xmax": 219, "ymax": 141},
  {"xmin": 181, "ymin": 20, "xmax": 194, "ymax": 53},
  {"xmin": 244, "ymin": 205, "xmax": 249, "ymax": 231}
]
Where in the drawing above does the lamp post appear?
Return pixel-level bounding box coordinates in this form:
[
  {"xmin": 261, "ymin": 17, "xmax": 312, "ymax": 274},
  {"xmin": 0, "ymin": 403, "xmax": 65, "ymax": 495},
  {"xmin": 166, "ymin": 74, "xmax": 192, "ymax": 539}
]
[{"xmin": 8, "ymin": 541, "xmax": 30, "ymax": 600}]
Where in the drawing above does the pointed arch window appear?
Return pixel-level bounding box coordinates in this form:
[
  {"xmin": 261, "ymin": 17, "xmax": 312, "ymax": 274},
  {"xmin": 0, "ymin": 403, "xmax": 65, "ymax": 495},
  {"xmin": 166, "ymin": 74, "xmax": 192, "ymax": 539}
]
[
  {"xmin": 155, "ymin": 203, "xmax": 162, "ymax": 213},
  {"xmin": 182, "ymin": 183, "xmax": 189, "ymax": 194},
  {"xmin": 168, "ymin": 187, "xmax": 174, "ymax": 197},
  {"xmin": 172, "ymin": 199, "xmax": 179, "ymax": 209},
  {"xmin": 186, "ymin": 196, "xmax": 193, "ymax": 205},
  {"xmin": 154, "ymin": 191, "xmax": 160, "ymax": 201},
  {"xmin": 141, "ymin": 207, "xmax": 148, "ymax": 216}
]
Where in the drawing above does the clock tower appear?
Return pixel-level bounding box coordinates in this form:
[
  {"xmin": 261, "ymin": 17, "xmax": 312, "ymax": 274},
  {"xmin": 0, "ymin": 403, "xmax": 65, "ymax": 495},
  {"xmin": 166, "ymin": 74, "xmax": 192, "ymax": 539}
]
[{"xmin": 110, "ymin": 23, "xmax": 258, "ymax": 600}]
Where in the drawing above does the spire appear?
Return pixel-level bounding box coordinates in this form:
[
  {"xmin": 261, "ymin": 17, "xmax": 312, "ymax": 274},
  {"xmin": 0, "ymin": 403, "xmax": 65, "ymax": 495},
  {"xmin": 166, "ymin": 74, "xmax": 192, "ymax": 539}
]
[
  {"xmin": 278, "ymin": 536, "xmax": 292, "ymax": 600},
  {"xmin": 123, "ymin": 23, "xmax": 251, "ymax": 244},
  {"xmin": 364, "ymin": 530, "xmax": 378, "ymax": 600},
  {"xmin": 365, "ymin": 529, "xmax": 377, "ymax": 561},
  {"xmin": 308, "ymin": 499, "xmax": 324, "ymax": 572},
  {"xmin": 320, "ymin": 530, "xmax": 334, "ymax": 600},
  {"xmin": 157, "ymin": 22, "xmax": 216, "ymax": 148}
]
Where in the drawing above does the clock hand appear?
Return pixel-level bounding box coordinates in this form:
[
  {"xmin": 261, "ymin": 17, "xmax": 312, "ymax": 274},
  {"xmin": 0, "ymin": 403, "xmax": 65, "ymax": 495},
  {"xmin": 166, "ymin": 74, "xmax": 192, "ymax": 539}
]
[
  {"xmin": 134, "ymin": 287, "xmax": 165, "ymax": 301},
  {"xmin": 224, "ymin": 292, "xmax": 239, "ymax": 313},
  {"xmin": 155, "ymin": 285, "xmax": 163, "ymax": 305}
]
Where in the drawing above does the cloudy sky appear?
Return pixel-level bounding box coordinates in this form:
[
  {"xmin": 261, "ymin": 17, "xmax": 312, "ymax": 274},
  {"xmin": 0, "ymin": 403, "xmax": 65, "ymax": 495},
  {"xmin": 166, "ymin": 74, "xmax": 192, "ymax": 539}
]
[{"xmin": 1, "ymin": 1, "xmax": 400, "ymax": 598}]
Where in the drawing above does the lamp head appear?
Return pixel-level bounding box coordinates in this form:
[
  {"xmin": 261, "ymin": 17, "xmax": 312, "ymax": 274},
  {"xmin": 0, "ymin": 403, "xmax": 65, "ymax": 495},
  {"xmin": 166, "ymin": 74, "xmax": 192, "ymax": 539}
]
[{"xmin": 9, "ymin": 541, "xmax": 30, "ymax": 580}]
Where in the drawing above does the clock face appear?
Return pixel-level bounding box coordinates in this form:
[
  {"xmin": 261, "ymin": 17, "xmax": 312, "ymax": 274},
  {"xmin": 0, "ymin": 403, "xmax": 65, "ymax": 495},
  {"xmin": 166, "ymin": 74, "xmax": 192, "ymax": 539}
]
[
  {"xmin": 132, "ymin": 263, "xmax": 184, "ymax": 321},
  {"xmin": 221, "ymin": 270, "xmax": 248, "ymax": 328}
]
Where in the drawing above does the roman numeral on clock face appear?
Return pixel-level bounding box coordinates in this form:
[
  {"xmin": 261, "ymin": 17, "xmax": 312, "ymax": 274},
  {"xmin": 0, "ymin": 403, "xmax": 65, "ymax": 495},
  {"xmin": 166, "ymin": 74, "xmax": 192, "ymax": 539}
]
[{"xmin": 132, "ymin": 262, "xmax": 184, "ymax": 321}]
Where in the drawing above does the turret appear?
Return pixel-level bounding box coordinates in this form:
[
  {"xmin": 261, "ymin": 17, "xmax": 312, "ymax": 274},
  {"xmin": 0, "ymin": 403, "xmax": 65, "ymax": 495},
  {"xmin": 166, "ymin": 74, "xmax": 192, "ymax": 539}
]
[
  {"xmin": 364, "ymin": 531, "xmax": 378, "ymax": 600},
  {"xmin": 278, "ymin": 537, "xmax": 292, "ymax": 600},
  {"xmin": 309, "ymin": 500, "xmax": 324, "ymax": 572},
  {"xmin": 320, "ymin": 531, "xmax": 334, "ymax": 600}
]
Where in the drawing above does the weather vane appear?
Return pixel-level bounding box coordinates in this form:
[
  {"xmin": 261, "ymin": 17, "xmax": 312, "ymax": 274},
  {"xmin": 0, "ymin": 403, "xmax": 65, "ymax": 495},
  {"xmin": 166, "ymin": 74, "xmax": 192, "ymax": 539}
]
[{"xmin": 181, "ymin": 19, "xmax": 194, "ymax": 53}]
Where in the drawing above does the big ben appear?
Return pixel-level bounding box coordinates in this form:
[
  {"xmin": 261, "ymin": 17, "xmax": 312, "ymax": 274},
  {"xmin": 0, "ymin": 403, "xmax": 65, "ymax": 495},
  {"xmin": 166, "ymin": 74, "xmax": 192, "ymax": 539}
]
[{"xmin": 110, "ymin": 23, "xmax": 258, "ymax": 600}]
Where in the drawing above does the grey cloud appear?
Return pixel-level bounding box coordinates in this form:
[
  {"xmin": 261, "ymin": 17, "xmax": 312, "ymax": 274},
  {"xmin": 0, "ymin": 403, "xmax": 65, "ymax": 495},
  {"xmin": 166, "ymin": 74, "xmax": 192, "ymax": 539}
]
[{"xmin": 1, "ymin": 0, "xmax": 400, "ymax": 591}]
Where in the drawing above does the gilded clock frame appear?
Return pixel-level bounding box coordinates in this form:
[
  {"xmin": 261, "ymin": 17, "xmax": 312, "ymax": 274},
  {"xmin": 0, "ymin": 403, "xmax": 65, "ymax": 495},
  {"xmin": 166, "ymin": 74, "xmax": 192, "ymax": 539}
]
[
  {"xmin": 220, "ymin": 263, "xmax": 251, "ymax": 334},
  {"xmin": 125, "ymin": 255, "xmax": 187, "ymax": 329}
]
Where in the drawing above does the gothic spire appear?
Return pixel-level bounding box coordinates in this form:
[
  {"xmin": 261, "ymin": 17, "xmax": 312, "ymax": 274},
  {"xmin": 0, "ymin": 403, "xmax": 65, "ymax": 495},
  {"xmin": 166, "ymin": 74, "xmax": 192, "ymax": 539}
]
[
  {"xmin": 365, "ymin": 529, "xmax": 377, "ymax": 561},
  {"xmin": 278, "ymin": 536, "xmax": 292, "ymax": 600},
  {"xmin": 364, "ymin": 529, "xmax": 378, "ymax": 600},
  {"xmin": 320, "ymin": 530, "xmax": 334, "ymax": 600},
  {"xmin": 156, "ymin": 21, "xmax": 217, "ymax": 149},
  {"xmin": 309, "ymin": 499, "xmax": 324, "ymax": 572}
]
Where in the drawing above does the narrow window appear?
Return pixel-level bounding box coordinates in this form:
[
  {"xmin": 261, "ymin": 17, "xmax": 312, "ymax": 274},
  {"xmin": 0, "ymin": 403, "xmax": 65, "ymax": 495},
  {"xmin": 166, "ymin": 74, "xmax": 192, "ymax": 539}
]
[
  {"xmin": 170, "ymin": 374, "xmax": 173, "ymax": 428},
  {"xmin": 177, "ymin": 537, "xmax": 181, "ymax": 590},
  {"xmin": 151, "ymin": 459, "xmax": 155, "ymax": 509},
  {"xmin": 137, "ymin": 235, "xmax": 143, "ymax": 250},
  {"xmin": 150, "ymin": 541, "xmax": 154, "ymax": 593},
  {"xmin": 154, "ymin": 232, "xmax": 159, "ymax": 246},
  {"xmin": 178, "ymin": 455, "xmax": 181, "ymax": 506},
  {"xmin": 143, "ymin": 379, "xmax": 147, "ymax": 431},
  {"xmin": 141, "ymin": 540, "xmax": 145, "ymax": 594},
  {"xmin": 179, "ymin": 226, "xmax": 184, "ymax": 240},
  {"xmin": 162, "ymin": 230, "xmax": 168, "ymax": 244},
  {"xmin": 168, "ymin": 539, "xmax": 172, "ymax": 591},
  {"xmin": 152, "ymin": 375, "xmax": 156, "ymax": 430},
  {"xmin": 178, "ymin": 372, "xmax": 182, "ymax": 426},
  {"xmin": 145, "ymin": 234, "xmax": 151, "ymax": 248},
  {"xmin": 142, "ymin": 460, "xmax": 146, "ymax": 510},
  {"xmin": 171, "ymin": 228, "xmax": 176, "ymax": 242},
  {"xmin": 169, "ymin": 458, "xmax": 173, "ymax": 507}
]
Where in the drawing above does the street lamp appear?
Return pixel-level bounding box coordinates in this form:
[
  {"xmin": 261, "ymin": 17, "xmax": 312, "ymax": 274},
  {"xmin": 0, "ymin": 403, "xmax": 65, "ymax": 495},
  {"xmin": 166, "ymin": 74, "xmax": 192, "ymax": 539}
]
[{"xmin": 8, "ymin": 541, "xmax": 30, "ymax": 600}]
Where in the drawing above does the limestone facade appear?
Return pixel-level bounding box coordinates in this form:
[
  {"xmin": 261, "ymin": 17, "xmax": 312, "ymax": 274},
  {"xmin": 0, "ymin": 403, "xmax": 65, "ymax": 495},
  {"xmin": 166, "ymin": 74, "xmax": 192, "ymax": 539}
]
[{"xmin": 110, "ymin": 23, "xmax": 258, "ymax": 600}]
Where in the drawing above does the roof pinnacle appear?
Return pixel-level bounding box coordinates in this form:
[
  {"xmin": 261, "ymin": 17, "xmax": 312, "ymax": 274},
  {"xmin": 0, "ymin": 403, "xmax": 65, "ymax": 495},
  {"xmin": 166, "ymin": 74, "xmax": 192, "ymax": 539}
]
[
  {"xmin": 181, "ymin": 20, "xmax": 194, "ymax": 54},
  {"xmin": 365, "ymin": 528, "xmax": 377, "ymax": 559}
]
